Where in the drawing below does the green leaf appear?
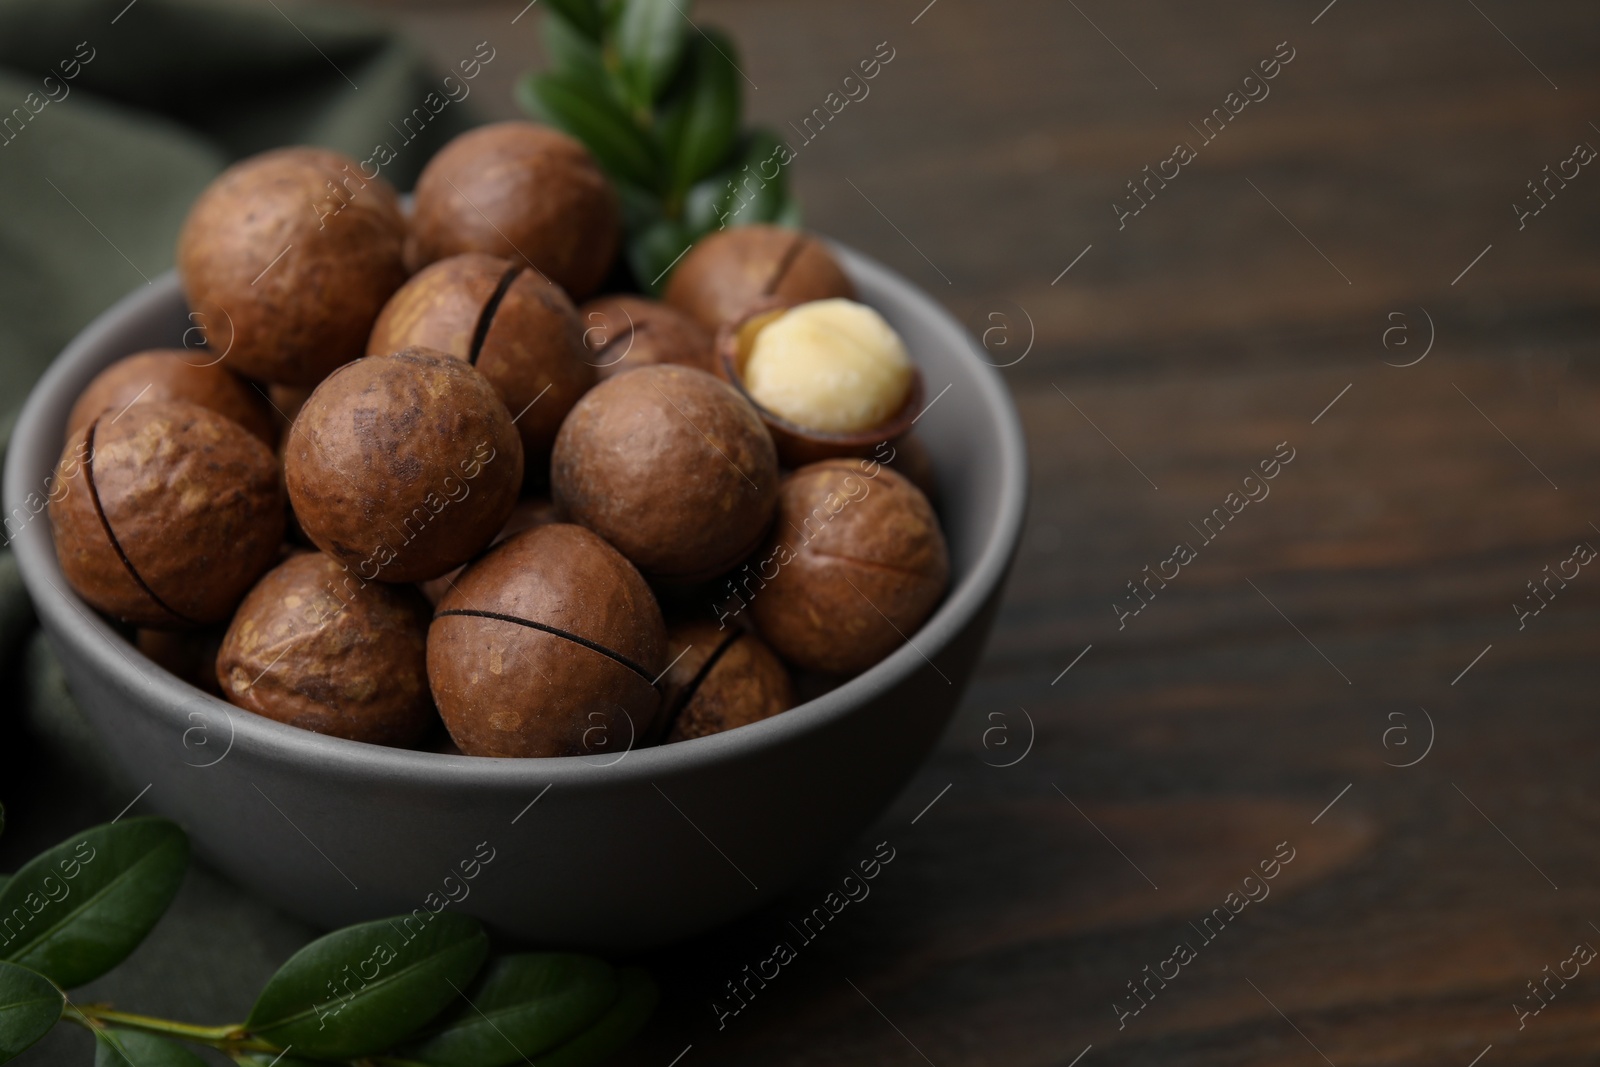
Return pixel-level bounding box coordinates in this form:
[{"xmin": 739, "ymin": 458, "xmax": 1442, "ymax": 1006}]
[
  {"xmin": 229, "ymin": 1053, "xmax": 325, "ymax": 1067},
  {"xmin": 543, "ymin": 10, "xmax": 611, "ymax": 88},
  {"xmin": 615, "ymin": 180, "xmax": 666, "ymax": 234},
  {"xmin": 682, "ymin": 170, "xmax": 735, "ymax": 234},
  {"xmin": 773, "ymin": 192, "xmax": 803, "ymax": 228},
  {"xmin": 0, "ymin": 818, "xmax": 188, "ymax": 989},
  {"xmin": 406, "ymin": 954, "xmax": 618, "ymax": 1067},
  {"xmin": 93, "ymin": 1029, "xmax": 205, "ymax": 1067},
  {"xmin": 230, "ymin": 1054, "xmax": 325, "ymax": 1067},
  {"xmin": 716, "ymin": 129, "xmax": 791, "ymax": 230},
  {"xmin": 245, "ymin": 912, "xmax": 488, "ymax": 1060},
  {"xmin": 545, "ymin": 0, "xmax": 605, "ymax": 38},
  {"xmin": 659, "ymin": 31, "xmax": 741, "ymax": 195},
  {"xmin": 628, "ymin": 217, "xmax": 693, "ymax": 295},
  {"xmin": 615, "ymin": 0, "xmax": 690, "ymax": 110},
  {"xmin": 520, "ymin": 71, "xmax": 661, "ymax": 190},
  {"xmin": 0, "ymin": 961, "xmax": 61, "ymax": 1062},
  {"xmin": 530, "ymin": 967, "xmax": 657, "ymax": 1067}
]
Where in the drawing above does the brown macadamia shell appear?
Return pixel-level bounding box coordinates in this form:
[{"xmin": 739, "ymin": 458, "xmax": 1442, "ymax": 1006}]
[
  {"xmin": 283, "ymin": 348, "xmax": 524, "ymax": 584},
  {"xmin": 551, "ymin": 365, "xmax": 778, "ymax": 581},
  {"xmin": 68, "ymin": 350, "xmax": 276, "ymax": 447},
  {"xmin": 577, "ymin": 295, "xmax": 714, "ymax": 380},
  {"xmin": 714, "ymin": 301, "xmax": 925, "ymax": 468},
  {"xmin": 749, "ymin": 460, "xmax": 948, "ymax": 674},
  {"xmin": 663, "ymin": 225, "xmax": 855, "ymax": 331},
  {"xmin": 217, "ymin": 551, "xmax": 434, "ymax": 746},
  {"xmin": 177, "ymin": 147, "xmax": 408, "ymax": 386},
  {"xmin": 418, "ymin": 495, "xmax": 562, "ymax": 606},
  {"xmin": 409, "ymin": 122, "xmax": 620, "ymax": 299},
  {"xmin": 659, "ymin": 620, "xmax": 793, "ymax": 743},
  {"xmin": 50, "ymin": 400, "xmax": 284, "ymax": 627},
  {"xmin": 137, "ymin": 627, "xmax": 225, "ymax": 696},
  {"xmin": 368, "ymin": 253, "xmax": 595, "ymax": 477},
  {"xmin": 428, "ymin": 523, "xmax": 666, "ymax": 758}
]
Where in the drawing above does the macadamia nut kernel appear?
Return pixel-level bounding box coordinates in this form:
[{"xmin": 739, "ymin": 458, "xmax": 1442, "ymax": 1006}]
[{"xmin": 742, "ymin": 299, "xmax": 913, "ymax": 434}]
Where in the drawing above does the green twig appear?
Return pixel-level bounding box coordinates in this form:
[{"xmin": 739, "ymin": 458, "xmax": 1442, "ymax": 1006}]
[{"xmin": 66, "ymin": 1001, "xmax": 279, "ymax": 1053}]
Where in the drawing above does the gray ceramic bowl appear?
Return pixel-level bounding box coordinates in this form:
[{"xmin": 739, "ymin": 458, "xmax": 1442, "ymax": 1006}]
[{"xmin": 4, "ymin": 244, "xmax": 1026, "ymax": 951}]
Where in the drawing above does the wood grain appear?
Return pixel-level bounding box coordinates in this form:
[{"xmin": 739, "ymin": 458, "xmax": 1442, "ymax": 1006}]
[{"xmin": 559, "ymin": 1, "xmax": 1600, "ymax": 1063}]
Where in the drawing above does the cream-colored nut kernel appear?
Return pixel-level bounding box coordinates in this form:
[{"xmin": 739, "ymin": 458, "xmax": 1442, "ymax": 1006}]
[{"xmin": 742, "ymin": 298, "xmax": 912, "ymax": 434}]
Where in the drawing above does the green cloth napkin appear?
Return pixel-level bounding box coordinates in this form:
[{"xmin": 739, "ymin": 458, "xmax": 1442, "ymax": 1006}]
[{"xmin": 0, "ymin": 0, "xmax": 480, "ymax": 807}]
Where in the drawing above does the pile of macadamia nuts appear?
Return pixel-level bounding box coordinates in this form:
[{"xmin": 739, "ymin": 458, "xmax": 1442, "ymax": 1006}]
[{"xmin": 48, "ymin": 122, "xmax": 949, "ymax": 759}]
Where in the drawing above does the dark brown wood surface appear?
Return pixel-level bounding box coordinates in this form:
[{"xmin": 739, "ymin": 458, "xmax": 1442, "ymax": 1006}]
[
  {"xmin": 549, "ymin": 1, "xmax": 1600, "ymax": 1062},
  {"xmin": 13, "ymin": 1, "xmax": 1600, "ymax": 1064}
]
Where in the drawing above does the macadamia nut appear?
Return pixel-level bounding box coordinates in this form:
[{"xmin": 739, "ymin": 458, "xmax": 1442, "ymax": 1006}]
[
  {"xmin": 50, "ymin": 400, "xmax": 284, "ymax": 627},
  {"xmin": 68, "ymin": 350, "xmax": 276, "ymax": 447},
  {"xmin": 742, "ymin": 299, "xmax": 913, "ymax": 434},
  {"xmin": 750, "ymin": 460, "xmax": 947, "ymax": 674},
  {"xmin": 551, "ymin": 365, "xmax": 778, "ymax": 581},
  {"xmin": 428, "ymin": 524, "xmax": 666, "ymax": 757},
  {"xmin": 218, "ymin": 551, "xmax": 434, "ymax": 746},
  {"xmin": 177, "ymin": 147, "xmax": 408, "ymax": 386},
  {"xmin": 283, "ymin": 348, "xmax": 524, "ymax": 583},
  {"xmin": 658, "ymin": 620, "xmax": 792, "ymax": 743},
  {"xmin": 664, "ymin": 225, "xmax": 854, "ymax": 330}
]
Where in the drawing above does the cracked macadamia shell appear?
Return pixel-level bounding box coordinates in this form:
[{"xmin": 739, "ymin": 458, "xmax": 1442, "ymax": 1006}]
[
  {"xmin": 67, "ymin": 350, "xmax": 276, "ymax": 447},
  {"xmin": 177, "ymin": 146, "xmax": 408, "ymax": 386},
  {"xmin": 750, "ymin": 460, "xmax": 948, "ymax": 674},
  {"xmin": 660, "ymin": 620, "xmax": 793, "ymax": 743},
  {"xmin": 49, "ymin": 400, "xmax": 284, "ymax": 627},
  {"xmin": 551, "ymin": 365, "xmax": 779, "ymax": 581},
  {"xmin": 741, "ymin": 299, "xmax": 914, "ymax": 434},
  {"xmin": 283, "ymin": 348, "xmax": 524, "ymax": 584},
  {"xmin": 217, "ymin": 551, "xmax": 434, "ymax": 746},
  {"xmin": 663, "ymin": 224, "xmax": 855, "ymax": 331},
  {"xmin": 368, "ymin": 253, "xmax": 595, "ymax": 477},
  {"xmin": 578, "ymin": 295, "xmax": 714, "ymax": 380},
  {"xmin": 409, "ymin": 122, "xmax": 620, "ymax": 299},
  {"xmin": 428, "ymin": 523, "xmax": 666, "ymax": 758}
]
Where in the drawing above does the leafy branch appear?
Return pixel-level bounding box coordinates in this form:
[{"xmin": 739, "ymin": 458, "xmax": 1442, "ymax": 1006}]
[
  {"xmin": 518, "ymin": 0, "xmax": 800, "ymax": 291},
  {"xmin": 0, "ymin": 816, "xmax": 653, "ymax": 1066}
]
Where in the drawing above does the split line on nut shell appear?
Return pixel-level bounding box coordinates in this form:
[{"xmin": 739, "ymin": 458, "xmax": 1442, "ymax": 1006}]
[
  {"xmin": 652, "ymin": 630, "xmax": 742, "ymax": 742},
  {"xmin": 431, "ymin": 569, "xmax": 558, "ymax": 693},
  {"xmin": 761, "ymin": 231, "xmax": 811, "ymax": 297},
  {"xmin": 435, "ymin": 608, "xmax": 662, "ymax": 688},
  {"xmin": 82, "ymin": 418, "xmax": 199, "ymax": 626},
  {"xmin": 468, "ymin": 263, "xmax": 527, "ymax": 364}
]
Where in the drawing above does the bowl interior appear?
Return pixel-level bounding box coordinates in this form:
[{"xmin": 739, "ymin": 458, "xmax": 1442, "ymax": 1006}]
[{"xmin": 4, "ymin": 243, "xmax": 1028, "ymax": 787}]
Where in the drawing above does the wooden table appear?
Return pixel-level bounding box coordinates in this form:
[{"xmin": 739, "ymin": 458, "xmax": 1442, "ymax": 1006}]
[
  {"xmin": 17, "ymin": 1, "xmax": 1600, "ymax": 1063},
  {"xmin": 580, "ymin": 2, "xmax": 1600, "ymax": 1063}
]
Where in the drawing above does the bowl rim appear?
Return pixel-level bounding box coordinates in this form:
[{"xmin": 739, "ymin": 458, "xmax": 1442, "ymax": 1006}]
[{"xmin": 5, "ymin": 241, "xmax": 1028, "ymax": 789}]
